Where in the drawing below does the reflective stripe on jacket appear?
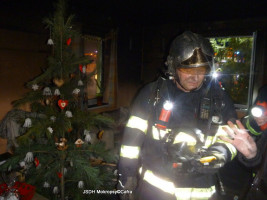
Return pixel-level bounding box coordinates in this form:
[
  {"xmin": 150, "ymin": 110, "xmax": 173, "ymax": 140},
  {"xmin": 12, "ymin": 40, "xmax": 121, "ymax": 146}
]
[{"xmin": 141, "ymin": 168, "xmax": 216, "ymax": 200}]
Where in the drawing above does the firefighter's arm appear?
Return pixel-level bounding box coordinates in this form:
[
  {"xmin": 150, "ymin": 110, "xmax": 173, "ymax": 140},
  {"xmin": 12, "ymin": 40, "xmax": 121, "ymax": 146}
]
[
  {"xmin": 117, "ymin": 121, "xmax": 145, "ymax": 200},
  {"xmin": 117, "ymin": 84, "xmax": 151, "ymax": 180},
  {"xmin": 118, "ymin": 115, "xmax": 147, "ymax": 191},
  {"xmin": 117, "ymin": 86, "xmax": 151, "ymax": 197},
  {"xmin": 219, "ymin": 120, "xmax": 257, "ymax": 159}
]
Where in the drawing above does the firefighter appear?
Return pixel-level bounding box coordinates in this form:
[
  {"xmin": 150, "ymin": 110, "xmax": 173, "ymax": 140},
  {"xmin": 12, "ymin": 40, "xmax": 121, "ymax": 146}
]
[
  {"xmin": 221, "ymin": 85, "xmax": 267, "ymax": 200},
  {"xmin": 117, "ymin": 31, "xmax": 239, "ymax": 200}
]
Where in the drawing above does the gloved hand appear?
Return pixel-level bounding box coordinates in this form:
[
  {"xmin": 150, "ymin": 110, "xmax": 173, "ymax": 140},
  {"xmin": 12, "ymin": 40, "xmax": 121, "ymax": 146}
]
[{"xmin": 117, "ymin": 176, "xmax": 137, "ymax": 200}]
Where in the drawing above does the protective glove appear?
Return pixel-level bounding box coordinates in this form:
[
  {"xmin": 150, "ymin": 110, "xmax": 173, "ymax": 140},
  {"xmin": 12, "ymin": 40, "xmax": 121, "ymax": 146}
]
[{"xmin": 117, "ymin": 176, "xmax": 137, "ymax": 200}]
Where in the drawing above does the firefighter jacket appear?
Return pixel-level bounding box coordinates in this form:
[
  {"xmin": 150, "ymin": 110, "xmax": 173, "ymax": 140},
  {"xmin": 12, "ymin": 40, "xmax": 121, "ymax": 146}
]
[
  {"xmin": 239, "ymin": 85, "xmax": 267, "ymax": 168},
  {"xmin": 118, "ymin": 77, "xmax": 237, "ymax": 199}
]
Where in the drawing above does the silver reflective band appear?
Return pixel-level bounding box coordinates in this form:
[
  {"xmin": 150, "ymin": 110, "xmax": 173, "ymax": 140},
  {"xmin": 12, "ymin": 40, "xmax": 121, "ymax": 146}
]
[
  {"xmin": 152, "ymin": 125, "xmax": 168, "ymax": 140},
  {"xmin": 142, "ymin": 169, "xmax": 216, "ymax": 199},
  {"xmin": 174, "ymin": 186, "xmax": 216, "ymax": 200},
  {"xmin": 204, "ymin": 135, "xmax": 214, "ymax": 148},
  {"xmin": 143, "ymin": 170, "xmax": 175, "ymax": 194},
  {"xmin": 126, "ymin": 116, "xmax": 148, "ymax": 133},
  {"xmin": 214, "ymin": 125, "xmax": 237, "ymax": 160},
  {"xmin": 217, "ymin": 139, "xmax": 237, "ymax": 160},
  {"xmin": 173, "ymin": 132, "xmax": 197, "ymax": 145},
  {"xmin": 246, "ymin": 119, "xmax": 261, "ymax": 136},
  {"xmin": 120, "ymin": 145, "xmax": 140, "ymax": 159}
]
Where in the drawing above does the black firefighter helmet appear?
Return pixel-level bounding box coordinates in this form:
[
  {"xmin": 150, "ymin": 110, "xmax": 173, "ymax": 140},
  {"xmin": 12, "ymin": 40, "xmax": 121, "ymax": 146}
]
[{"xmin": 165, "ymin": 31, "xmax": 214, "ymax": 79}]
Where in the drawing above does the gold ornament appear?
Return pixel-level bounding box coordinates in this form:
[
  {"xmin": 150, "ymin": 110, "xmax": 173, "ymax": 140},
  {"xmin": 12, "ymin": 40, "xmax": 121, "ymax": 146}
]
[
  {"xmin": 45, "ymin": 98, "xmax": 50, "ymax": 105},
  {"xmin": 97, "ymin": 130, "xmax": 104, "ymax": 140},
  {"xmin": 55, "ymin": 138, "xmax": 68, "ymax": 151},
  {"xmin": 53, "ymin": 78, "xmax": 65, "ymax": 87}
]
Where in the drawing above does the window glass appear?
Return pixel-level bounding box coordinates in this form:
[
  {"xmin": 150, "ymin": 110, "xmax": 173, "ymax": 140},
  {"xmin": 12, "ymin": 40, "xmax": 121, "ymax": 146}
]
[
  {"xmin": 83, "ymin": 35, "xmax": 103, "ymax": 100},
  {"xmin": 209, "ymin": 36, "xmax": 254, "ymax": 107}
]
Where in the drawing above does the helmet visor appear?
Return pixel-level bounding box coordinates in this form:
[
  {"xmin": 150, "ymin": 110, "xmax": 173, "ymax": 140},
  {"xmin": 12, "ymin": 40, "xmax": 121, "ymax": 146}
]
[{"xmin": 178, "ymin": 66, "xmax": 209, "ymax": 75}]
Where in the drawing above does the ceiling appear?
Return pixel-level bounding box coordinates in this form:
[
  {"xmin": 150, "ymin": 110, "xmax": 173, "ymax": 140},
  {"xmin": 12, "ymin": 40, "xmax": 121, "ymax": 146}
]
[{"xmin": 1, "ymin": 0, "xmax": 267, "ymax": 35}]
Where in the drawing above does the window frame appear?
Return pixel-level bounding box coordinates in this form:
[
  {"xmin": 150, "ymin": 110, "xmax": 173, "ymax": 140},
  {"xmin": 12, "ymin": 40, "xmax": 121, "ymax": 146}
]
[{"xmin": 208, "ymin": 32, "xmax": 257, "ymax": 111}]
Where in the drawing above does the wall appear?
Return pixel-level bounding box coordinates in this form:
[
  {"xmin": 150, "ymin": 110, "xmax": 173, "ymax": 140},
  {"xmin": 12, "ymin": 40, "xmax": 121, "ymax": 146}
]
[
  {"xmin": 0, "ymin": 29, "xmax": 49, "ymax": 120},
  {"xmin": 1, "ymin": 18, "xmax": 267, "ymax": 120},
  {"xmin": 116, "ymin": 24, "xmax": 144, "ymax": 108}
]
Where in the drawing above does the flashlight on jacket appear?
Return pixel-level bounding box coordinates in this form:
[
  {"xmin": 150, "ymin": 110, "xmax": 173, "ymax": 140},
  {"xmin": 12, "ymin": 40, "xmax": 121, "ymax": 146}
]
[
  {"xmin": 251, "ymin": 101, "xmax": 267, "ymax": 131},
  {"xmin": 251, "ymin": 106, "xmax": 264, "ymax": 118},
  {"xmin": 155, "ymin": 100, "xmax": 173, "ymax": 130},
  {"xmin": 251, "ymin": 101, "xmax": 267, "ymax": 118}
]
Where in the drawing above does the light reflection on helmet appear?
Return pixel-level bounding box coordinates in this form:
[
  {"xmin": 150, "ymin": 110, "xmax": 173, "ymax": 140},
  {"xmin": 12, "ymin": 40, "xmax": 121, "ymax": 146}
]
[{"xmin": 165, "ymin": 31, "xmax": 214, "ymax": 79}]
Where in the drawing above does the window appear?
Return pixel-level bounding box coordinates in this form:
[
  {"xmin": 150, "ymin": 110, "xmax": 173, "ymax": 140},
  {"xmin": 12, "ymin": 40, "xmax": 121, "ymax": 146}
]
[
  {"xmin": 209, "ymin": 34, "xmax": 256, "ymax": 109},
  {"xmin": 83, "ymin": 35, "xmax": 103, "ymax": 106},
  {"xmin": 83, "ymin": 30, "xmax": 118, "ymax": 110}
]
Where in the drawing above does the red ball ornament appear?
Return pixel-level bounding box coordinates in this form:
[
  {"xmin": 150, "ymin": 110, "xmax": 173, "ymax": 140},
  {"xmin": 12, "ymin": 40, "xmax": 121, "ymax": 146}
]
[
  {"xmin": 57, "ymin": 172, "xmax": 63, "ymax": 178},
  {"xmin": 67, "ymin": 38, "xmax": 71, "ymax": 46},
  {"xmin": 58, "ymin": 99, "xmax": 68, "ymax": 110},
  {"xmin": 79, "ymin": 64, "xmax": 86, "ymax": 73},
  {"xmin": 34, "ymin": 157, "xmax": 39, "ymax": 167}
]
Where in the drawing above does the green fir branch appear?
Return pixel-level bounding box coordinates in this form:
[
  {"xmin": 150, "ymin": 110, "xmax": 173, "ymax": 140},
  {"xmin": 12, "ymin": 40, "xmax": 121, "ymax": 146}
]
[{"xmin": 12, "ymin": 90, "xmax": 44, "ymax": 108}]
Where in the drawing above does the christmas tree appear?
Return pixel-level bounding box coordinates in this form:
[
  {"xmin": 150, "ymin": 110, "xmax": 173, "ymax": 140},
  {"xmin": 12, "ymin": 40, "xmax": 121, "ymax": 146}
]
[{"xmin": 0, "ymin": 0, "xmax": 116, "ymax": 199}]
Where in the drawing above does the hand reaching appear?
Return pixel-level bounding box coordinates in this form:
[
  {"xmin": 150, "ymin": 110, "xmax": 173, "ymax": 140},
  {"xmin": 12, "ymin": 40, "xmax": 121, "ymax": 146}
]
[{"xmin": 219, "ymin": 120, "xmax": 257, "ymax": 159}]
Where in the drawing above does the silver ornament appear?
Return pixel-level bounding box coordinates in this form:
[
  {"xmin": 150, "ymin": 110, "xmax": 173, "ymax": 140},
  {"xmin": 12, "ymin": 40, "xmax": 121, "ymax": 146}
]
[
  {"xmin": 84, "ymin": 130, "xmax": 91, "ymax": 143},
  {"xmin": 32, "ymin": 84, "xmax": 39, "ymax": 91},
  {"xmin": 19, "ymin": 161, "xmax": 26, "ymax": 168},
  {"xmin": 72, "ymin": 88, "xmax": 80, "ymax": 95},
  {"xmin": 47, "ymin": 127, "xmax": 53, "ymax": 134},
  {"xmin": 47, "ymin": 38, "xmax": 54, "ymax": 45},
  {"xmin": 53, "ymin": 186, "xmax": 59, "ymax": 194},
  {"xmin": 78, "ymin": 181, "xmax": 84, "ymax": 188},
  {"xmin": 82, "ymin": 65, "xmax": 86, "ymax": 73},
  {"xmin": 65, "ymin": 111, "xmax": 73, "ymax": 118},
  {"xmin": 24, "ymin": 152, "xmax": 34, "ymax": 163},
  {"xmin": 54, "ymin": 89, "xmax": 61, "ymax": 96},
  {"xmin": 43, "ymin": 181, "xmax": 50, "ymax": 188},
  {"xmin": 64, "ymin": 168, "xmax": 67, "ymax": 175},
  {"xmin": 23, "ymin": 118, "xmax": 32, "ymax": 128},
  {"xmin": 43, "ymin": 87, "xmax": 52, "ymax": 96},
  {"xmin": 78, "ymin": 80, "xmax": 83, "ymax": 86}
]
